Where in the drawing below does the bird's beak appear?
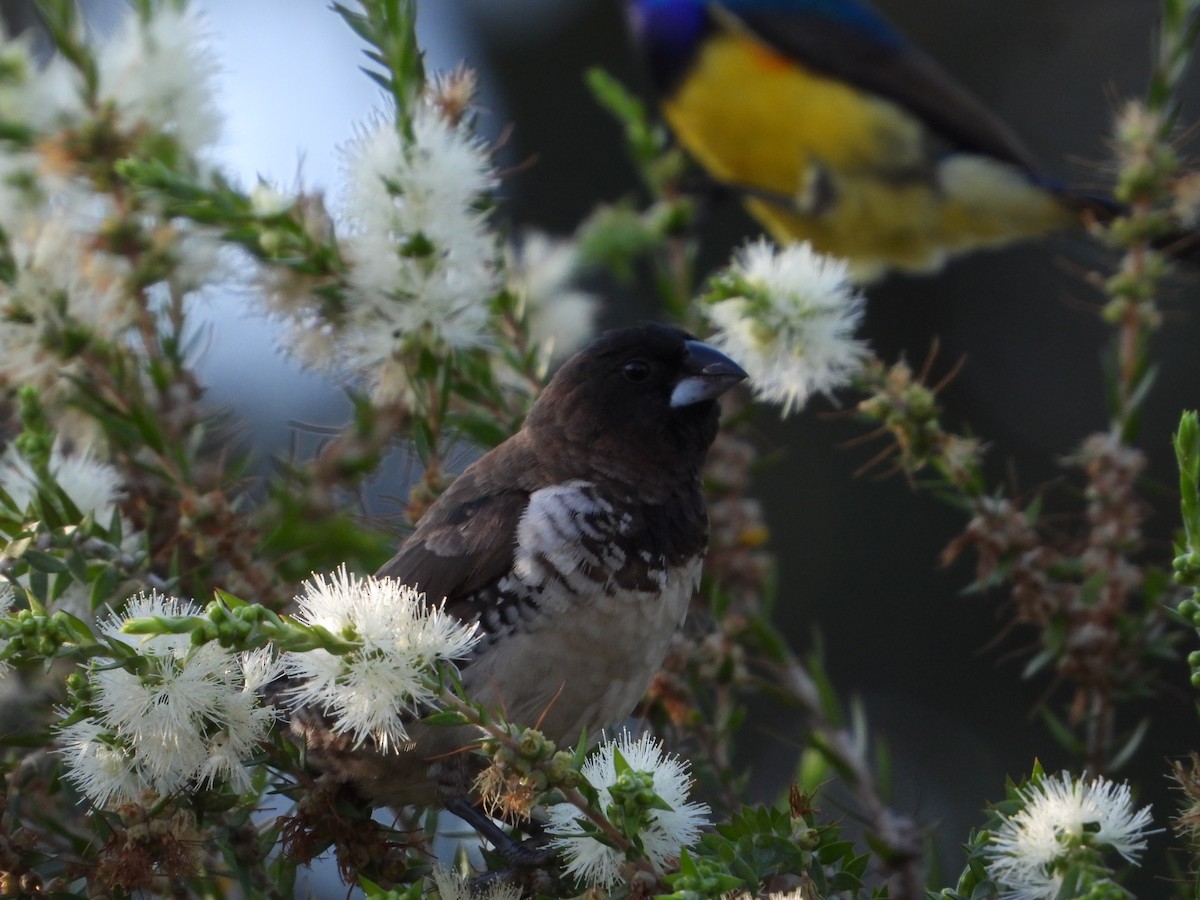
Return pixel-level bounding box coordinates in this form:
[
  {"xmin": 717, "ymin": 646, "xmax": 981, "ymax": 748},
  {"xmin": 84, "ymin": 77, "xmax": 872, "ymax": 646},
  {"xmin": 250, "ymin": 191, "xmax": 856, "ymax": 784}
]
[{"xmin": 670, "ymin": 339, "xmax": 748, "ymax": 408}]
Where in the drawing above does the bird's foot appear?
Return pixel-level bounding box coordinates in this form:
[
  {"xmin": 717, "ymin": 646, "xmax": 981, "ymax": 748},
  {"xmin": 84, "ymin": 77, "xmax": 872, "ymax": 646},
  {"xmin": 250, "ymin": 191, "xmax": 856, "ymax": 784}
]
[
  {"xmin": 445, "ymin": 799, "xmax": 557, "ymax": 868},
  {"xmin": 496, "ymin": 833, "xmax": 555, "ymax": 868}
]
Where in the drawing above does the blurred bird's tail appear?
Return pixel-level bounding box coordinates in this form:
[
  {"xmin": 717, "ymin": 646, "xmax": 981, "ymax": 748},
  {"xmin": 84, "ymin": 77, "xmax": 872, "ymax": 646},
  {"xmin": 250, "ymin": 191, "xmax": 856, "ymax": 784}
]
[
  {"xmin": 1054, "ymin": 184, "xmax": 1200, "ymax": 268},
  {"xmin": 1053, "ymin": 187, "xmax": 1122, "ymax": 223},
  {"xmin": 1156, "ymin": 229, "xmax": 1200, "ymax": 265}
]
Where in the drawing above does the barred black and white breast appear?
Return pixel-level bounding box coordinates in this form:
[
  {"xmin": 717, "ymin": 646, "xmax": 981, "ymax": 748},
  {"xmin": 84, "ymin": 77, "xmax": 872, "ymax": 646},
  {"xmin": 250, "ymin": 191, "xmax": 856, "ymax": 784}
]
[{"xmin": 291, "ymin": 323, "xmax": 746, "ymax": 817}]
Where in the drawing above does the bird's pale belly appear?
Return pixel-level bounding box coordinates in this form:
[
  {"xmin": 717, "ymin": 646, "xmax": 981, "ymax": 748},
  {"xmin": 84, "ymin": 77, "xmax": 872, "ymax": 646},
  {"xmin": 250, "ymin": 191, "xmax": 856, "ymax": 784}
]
[
  {"xmin": 321, "ymin": 557, "xmax": 699, "ymax": 810},
  {"xmin": 462, "ymin": 556, "xmax": 701, "ymax": 747}
]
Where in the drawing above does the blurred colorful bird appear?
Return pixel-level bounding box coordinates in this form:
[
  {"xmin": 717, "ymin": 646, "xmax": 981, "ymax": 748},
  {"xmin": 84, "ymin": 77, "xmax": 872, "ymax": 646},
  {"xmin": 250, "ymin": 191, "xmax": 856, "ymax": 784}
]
[{"xmin": 626, "ymin": 0, "xmax": 1121, "ymax": 281}]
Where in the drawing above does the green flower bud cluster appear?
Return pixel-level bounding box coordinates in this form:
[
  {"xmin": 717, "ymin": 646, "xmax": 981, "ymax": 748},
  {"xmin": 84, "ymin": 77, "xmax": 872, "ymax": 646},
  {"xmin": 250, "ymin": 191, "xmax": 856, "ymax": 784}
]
[
  {"xmin": 605, "ymin": 768, "xmax": 670, "ymax": 842},
  {"xmin": 192, "ymin": 598, "xmax": 276, "ymax": 648},
  {"xmin": 1113, "ymin": 104, "xmax": 1178, "ymax": 208},
  {"xmin": 1103, "ymin": 258, "xmax": 1168, "ymax": 327},
  {"xmin": 480, "ymin": 728, "xmax": 582, "ymax": 794},
  {"xmin": 1079, "ymin": 877, "xmax": 1132, "ymax": 900},
  {"xmin": 660, "ymin": 849, "xmax": 743, "ymax": 899},
  {"xmin": 0, "ymin": 607, "xmax": 90, "ymax": 660}
]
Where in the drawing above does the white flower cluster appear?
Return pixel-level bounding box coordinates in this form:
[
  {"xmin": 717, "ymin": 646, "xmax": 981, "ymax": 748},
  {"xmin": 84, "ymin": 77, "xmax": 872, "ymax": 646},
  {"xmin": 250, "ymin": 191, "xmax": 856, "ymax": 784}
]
[
  {"xmin": 507, "ymin": 230, "xmax": 599, "ymax": 368},
  {"xmin": 0, "ymin": 442, "xmax": 143, "ymax": 618},
  {"xmin": 985, "ymin": 771, "xmax": 1157, "ymax": 899},
  {"xmin": 703, "ymin": 239, "xmax": 868, "ymax": 416},
  {"xmin": 546, "ymin": 731, "xmax": 710, "ymax": 888},
  {"xmin": 333, "ymin": 94, "xmax": 500, "ymax": 401},
  {"xmin": 0, "ymin": 194, "xmax": 136, "ymax": 403},
  {"xmin": 260, "ymin": 71, "xmax": 603, "ymax": 404},
  {"xmin": 282, "ymin": 566, "xmax": 480, "ymax": 751},
  {"xmin": 0, "ymin": 3, "xmax": 221, "ymax": 407},
  {"xmin": 96, "ymin": 5, "xmax": 221, "ymax": 155},
  {"xmin": 56, "ymin": 593, "xmax": 280, "ymax": 808},
  {"xmin": 0, "ymin": 442, "xmax": 125, "ymax": 525},
  {"xmin": 0, "ymin": 4, "xmax": 217, "ymax": 154}
]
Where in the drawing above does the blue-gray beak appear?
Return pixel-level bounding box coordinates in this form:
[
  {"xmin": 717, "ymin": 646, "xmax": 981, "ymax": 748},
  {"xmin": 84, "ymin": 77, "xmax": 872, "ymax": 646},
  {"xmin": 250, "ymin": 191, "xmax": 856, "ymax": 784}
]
[{"xmin": 670, "ymin": 339, "xmax": 748, "ymax": 408}]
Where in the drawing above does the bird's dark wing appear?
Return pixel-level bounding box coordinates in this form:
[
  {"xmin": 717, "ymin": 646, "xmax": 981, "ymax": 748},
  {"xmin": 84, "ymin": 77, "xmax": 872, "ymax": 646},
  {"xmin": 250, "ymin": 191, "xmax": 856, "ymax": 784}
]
[
  {"xmin": 372, "ymin": 436, "xmax": 537, "ymax": 628},
  {"xmin": 374, "ymin": 460, "xmax": 530, "ymax": 625},
  {"xmin": 715, "ymin": 3, "xmax": 1042, "ymax": 170}
]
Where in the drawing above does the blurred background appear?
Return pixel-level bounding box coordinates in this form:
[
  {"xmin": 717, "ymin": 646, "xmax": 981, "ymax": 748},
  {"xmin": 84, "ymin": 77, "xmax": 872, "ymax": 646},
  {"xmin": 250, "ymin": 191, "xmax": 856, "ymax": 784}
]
[{"xmin": 7, "ymin": 0, "xmax": 1200, "ymax": 886}]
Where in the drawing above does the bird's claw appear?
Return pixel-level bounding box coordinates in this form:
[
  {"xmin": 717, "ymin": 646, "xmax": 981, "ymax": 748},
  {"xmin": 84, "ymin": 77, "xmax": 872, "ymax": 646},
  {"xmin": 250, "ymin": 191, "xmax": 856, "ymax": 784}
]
[
  {"xmin": 445, "ymin": 799, "xmax": 557, "ymax": 869},
  {"xmin": 498, "ymin": 834, "xmax": 555, "ymax": 868}
]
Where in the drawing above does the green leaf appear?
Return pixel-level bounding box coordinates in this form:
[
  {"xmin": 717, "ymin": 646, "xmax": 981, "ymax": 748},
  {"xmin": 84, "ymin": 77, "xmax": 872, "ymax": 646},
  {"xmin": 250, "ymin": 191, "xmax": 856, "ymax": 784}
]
[
  {"xmin": 421, "ymin": 710, "xmax": 470, "ymax": 727},
  {"xmin": 331, "ymin": 0, "xmax": 424, "ymax": 137},
  {"xmin": 22, "ymin": 549, "xmax": 68, "ymax": 574},
  {"xmin": 586, "ymin": 68, "xmax": 661, "ymax": 165},
  {"xmin": 1106, "ymin": 718, "xmax": 1150, "ymax": 772},
  {"xmin": 612, "ymin": 745, "xmax": 632, "ymax": 777}
]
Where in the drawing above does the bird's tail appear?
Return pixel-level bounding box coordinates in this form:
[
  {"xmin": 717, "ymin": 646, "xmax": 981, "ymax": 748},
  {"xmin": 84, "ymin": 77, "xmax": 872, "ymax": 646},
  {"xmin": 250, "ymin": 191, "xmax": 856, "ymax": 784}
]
[
  {"xmin": 1052, "ymin": 183, "xmax": 1200, "ymax": 267},
  {"xmin": 1156, "ymin": 229, "xmax": 1200, "ymax": 265}
]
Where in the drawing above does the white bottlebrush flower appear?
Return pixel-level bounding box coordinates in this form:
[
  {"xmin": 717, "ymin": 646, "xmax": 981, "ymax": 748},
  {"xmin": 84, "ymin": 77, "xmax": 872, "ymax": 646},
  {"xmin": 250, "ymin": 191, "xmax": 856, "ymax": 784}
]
[
  {"xmin": 56, "ymin": 717, "xmax": 144, "ymax": 809},
  {"xmin": 94, "ymin": 596, "xmax": 233, "ymax": 792},
  {"xmin": 0, "ymin": 441, "xmax": 144, "ymax": 618},
  {"xmin": 281, "ymin": 309, "xmax": 340, "ymax": 370},
  {"xmin": 702, "ymin": 239, "xmax": 868, "ymax": 416},
  {"xmin": 255, "ymin": 192, "xmax": 338, "ymax": 332},
  {"xmin": 508, "ymin": 231, "xmax": 599, "ymax": 363},
  {"xmin": 335, "ymin": 94, "xmax": 500, "ymax": 398},
  {"xmin": 56, "ymin": 592, "xmax": 278, "ymax": 805},
  {"xmin": 0, "ymin": 442, "xmax": 124, "ymax": 525},
  {"xmin": 433, "ymin": 868, "xmax": 523, "ymax": 900},
  {"xmin": 282, "ymin": 566, "xmax": 480, "ymax": 751},
  {"xmin": 0, "ymin": 152, "xmax": 45, "ymax": 237},
  {"xmin": 238, "ymin": 646, "xmax": 284, "ymax": 694},
  {"xmin": 196, "ymin": 651, "xmax": 280, "ymax": 792},
  {"xmin": 546, "ymin": 731, "xmax": 710, "ymax": 888},
  {"xmin": 0, "ymin": 30, "xmax": 84, "ymax": 132},
  {"xmin": 985, "ymin": 771, "xmax": 1157, "ymax": 900},
  {"xmin": 249, "ymin": 181, "xmax": 296, "ymax": 218},
  {"xmin": 166, "ymin": 224, "xmax": 230, "ymax": 298},
  {"xmin": 95, "ymin": 4, "xmax": 221, "ymax": 154},
  {"xmin": 0, "ymin": 194, "xmax": 138, "ymax": 402}
]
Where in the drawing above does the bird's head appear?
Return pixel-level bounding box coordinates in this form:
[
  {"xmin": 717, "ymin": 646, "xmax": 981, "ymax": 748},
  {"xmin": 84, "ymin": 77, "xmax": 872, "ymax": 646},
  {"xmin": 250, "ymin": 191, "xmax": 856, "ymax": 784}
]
[
  {"xmin": 626, "ymin": 0, "xmax": 712, "ymax": 94},
  {"xmin": 525, "ymin": 323, "xmax": 747, "ymax": 485}
]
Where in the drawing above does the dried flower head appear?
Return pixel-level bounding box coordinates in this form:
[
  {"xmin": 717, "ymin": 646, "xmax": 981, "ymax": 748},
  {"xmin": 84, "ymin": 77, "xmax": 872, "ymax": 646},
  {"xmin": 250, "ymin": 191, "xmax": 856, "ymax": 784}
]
[
  {"xmin": 1173, "ymin": 171, "xmax": 1200, "ymax": 229},
  {"xmin": 426, "ymin": 65, "xmax": 479, "ymax": 126}
]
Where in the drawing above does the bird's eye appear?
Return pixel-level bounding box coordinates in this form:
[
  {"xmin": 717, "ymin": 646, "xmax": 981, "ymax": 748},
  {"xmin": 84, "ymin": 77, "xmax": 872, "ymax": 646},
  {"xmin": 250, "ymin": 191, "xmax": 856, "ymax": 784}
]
[{"xmin": 623, "ymin": 359, "xmax": 652, "ymax": 382}]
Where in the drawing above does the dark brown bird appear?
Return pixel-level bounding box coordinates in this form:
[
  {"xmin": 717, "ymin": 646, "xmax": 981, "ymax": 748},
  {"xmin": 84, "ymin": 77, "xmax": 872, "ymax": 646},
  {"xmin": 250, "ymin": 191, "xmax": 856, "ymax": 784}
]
[{"xmin": 288, "ymin": 323, "xmax": 746, "ymax": 854}]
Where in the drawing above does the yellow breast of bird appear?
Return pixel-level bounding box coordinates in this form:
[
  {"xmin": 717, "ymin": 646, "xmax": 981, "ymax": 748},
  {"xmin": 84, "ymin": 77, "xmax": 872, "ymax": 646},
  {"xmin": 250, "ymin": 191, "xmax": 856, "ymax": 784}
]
[
  {"xmin": 662, "ymin": 28, "xmax": 1073, "ymax": 278},
  {"xmin": 663, "ymin": 29, "xmax": 926, "ymax": 189}
]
